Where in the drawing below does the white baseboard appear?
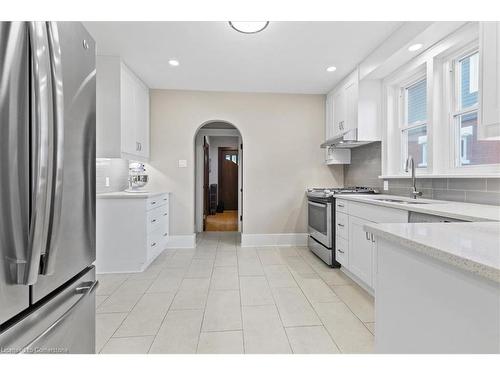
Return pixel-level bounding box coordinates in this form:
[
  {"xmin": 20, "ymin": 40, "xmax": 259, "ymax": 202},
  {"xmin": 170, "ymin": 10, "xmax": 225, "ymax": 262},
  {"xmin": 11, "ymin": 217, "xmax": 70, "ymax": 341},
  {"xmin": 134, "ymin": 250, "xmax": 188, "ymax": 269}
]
[
  {"xmin": 166, "ymin": 234, "xmax": 196, "ymax": 248},
  {"xmin": 241, "ymin": 233, "xmax": 308, "ymax": 247}
]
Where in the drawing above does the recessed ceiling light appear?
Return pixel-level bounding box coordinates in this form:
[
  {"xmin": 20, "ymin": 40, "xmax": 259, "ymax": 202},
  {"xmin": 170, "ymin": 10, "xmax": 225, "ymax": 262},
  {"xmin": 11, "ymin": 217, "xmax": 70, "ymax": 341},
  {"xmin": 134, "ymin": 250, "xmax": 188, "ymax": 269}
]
[
  {"xmin": 408, "ymin": 43, "xmax": 423, "ymax": 52},
  {"xmin": 326, "ymin": 66, "xmax": 337, "ymax": 72},
  {"xmin": 168, "ymin": 59, "xmax": 180, "ymax": 67},
  {"xmin": 229, "ymin": 21, "xmax": 269, "ymax": 34}
]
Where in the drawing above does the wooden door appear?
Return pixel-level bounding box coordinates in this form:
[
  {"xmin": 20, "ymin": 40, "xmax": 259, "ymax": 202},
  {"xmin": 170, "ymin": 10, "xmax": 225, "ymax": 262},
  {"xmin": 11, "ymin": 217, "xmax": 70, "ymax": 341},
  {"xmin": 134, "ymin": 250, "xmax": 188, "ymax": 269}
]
[
  {"xmin": 218, "ymin": 147, "xmax": 239, "ymax": 210},
  {"xmin": 202, "ymin": 137, "xmax": 209, "ymax": 230}
]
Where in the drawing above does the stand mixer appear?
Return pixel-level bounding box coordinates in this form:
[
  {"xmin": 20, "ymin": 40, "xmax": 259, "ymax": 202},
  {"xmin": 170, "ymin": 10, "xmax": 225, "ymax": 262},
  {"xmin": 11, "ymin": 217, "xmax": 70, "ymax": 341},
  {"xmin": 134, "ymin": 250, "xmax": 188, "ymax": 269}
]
[{"xmin": 125, "ymin": 162, "xmax": 149, "ymax": 192}]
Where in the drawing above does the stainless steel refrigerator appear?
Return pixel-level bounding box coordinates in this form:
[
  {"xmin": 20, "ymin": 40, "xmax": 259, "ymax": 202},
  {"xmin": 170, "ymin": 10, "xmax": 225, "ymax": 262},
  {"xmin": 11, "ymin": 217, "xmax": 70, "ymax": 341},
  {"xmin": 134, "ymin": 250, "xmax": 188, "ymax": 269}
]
[{"xmin": 0, "ymin": 22, "xmax": 97, "ymax": 354}]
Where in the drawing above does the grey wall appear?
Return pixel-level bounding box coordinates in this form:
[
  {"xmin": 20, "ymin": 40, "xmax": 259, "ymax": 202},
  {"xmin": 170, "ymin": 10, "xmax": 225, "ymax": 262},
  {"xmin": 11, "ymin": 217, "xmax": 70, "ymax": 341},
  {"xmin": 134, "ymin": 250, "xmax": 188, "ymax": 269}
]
[
  {"xmin": 344, "ymin": 142, "xmax": 383, "ymax": 189},
  {"xmin": 344, "ymin": 142, "xmax": 500, "ymax": 205},
  {"xmin": 384, "ymin": 178, "xmax": 500, "ymax": 206}
]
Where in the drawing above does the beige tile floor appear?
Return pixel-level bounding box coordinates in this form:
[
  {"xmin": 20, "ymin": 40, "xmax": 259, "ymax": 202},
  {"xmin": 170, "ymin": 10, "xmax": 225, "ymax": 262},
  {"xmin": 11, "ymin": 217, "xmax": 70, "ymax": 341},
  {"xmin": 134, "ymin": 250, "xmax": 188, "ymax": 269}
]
[{"xmin": 95, "ymin": 232, "xmax": 375, "ymax": 354}]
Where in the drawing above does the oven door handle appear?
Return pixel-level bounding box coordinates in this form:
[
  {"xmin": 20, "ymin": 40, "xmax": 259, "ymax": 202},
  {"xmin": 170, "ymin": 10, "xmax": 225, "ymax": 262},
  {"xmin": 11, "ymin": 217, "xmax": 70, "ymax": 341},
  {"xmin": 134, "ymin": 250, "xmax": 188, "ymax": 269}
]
[{"xmin": 308, "ymin": 201, "xmax": 328, "ymax": 208}]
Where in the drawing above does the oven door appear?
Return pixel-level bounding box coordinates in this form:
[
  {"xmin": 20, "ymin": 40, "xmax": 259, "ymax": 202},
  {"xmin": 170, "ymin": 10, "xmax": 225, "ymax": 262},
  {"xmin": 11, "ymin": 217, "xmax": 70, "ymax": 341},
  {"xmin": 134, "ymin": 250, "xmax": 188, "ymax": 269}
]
[{"xmin": 307, "ymin": 200, "xmax": 332, "ymax": 248}]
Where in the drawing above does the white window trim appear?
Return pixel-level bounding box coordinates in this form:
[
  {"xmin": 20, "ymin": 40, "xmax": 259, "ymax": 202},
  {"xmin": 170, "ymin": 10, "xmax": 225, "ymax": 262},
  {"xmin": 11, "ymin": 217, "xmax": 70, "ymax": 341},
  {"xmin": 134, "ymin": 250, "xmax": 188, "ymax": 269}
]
[
  {"xmin": 442, "ymin": 42, "xmax": 500, "ymax": 175},
  {"xmin": 399, "ymin": 74, "xmax": 429, "ymax": 171},
  {"xmin": 383, "ymin": 64, "xmax": 429, "ymax": 176},
  {"xmin": 381, "ymin": 22, "xmax": 500, "ymax": 178}
]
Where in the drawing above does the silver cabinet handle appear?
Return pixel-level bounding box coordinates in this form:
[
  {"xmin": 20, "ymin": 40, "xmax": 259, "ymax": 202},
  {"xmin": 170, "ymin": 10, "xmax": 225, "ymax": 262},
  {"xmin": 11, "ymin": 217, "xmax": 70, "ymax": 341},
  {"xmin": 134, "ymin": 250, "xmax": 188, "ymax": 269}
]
[
  {"xmin": 337, "ymin": 223, "xmax": 344, "ymax": 228},
  {"xmin": 151, "ymin": 201, "xmax": 156, "ymax": 205},
  {"xmin": 151, "ymin": 219, "xmax": 156, "ymax": 223},
  {"xmin": 337, "ymin": 248, "xmax": 344, "ymax": 254},
  {"xmin": 41, "ymin": 21, "xmax": 65, "ymax": 276},
  {"xmin": 371, "ymin": 233, "xmax": 375, "ymax": 243},
  {"xmin": 365, "ymin": 232, "xmax": 370, "ymax": 241},
  {"xmin": 151, "ymin": 242, "xmax": 157, "ymax": 247},
  {"xmin": 337, "ymin": 203, "xmax": 344, "ymax": 208},
  {"xmin": 163, "ymin": 233, "xmax": 168, "ymax": 237},
  {"xmin": 163, "ymin": 213, "xmax": 167, "ymax": 216}
]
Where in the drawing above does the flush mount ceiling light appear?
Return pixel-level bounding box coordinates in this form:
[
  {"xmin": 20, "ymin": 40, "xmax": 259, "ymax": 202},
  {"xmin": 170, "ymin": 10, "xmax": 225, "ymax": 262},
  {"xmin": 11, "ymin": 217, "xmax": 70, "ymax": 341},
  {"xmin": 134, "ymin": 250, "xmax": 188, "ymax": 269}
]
[
  {"xmin": 168, "ymin": 59, "xmax": 180, "ymax": 67},
  {"xmin": 408, "ymin": 43, "xmax": 423, "ymax": 52},
  {"xmin": 229, "ymin": 21, "xmax": 269, "ymax": 34},
  {"xmin": 326, "ymin": 66, "xmax": 337, "ymax": 72}
]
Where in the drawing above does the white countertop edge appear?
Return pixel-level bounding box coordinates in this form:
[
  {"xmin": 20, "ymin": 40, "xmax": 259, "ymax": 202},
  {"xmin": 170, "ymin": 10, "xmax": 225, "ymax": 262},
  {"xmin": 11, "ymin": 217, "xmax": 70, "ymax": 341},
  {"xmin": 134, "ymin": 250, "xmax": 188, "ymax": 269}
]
[
  {"xmin": 96, "ymin": 191, "xmax": 168, "ymax": 199},
  {"xmin": 334, "ymin": 194, "xmax": 499, "ymax": 222},
  {"xmin": 365, "ymin": 223, "xmax": 500, "ymax": 284}
]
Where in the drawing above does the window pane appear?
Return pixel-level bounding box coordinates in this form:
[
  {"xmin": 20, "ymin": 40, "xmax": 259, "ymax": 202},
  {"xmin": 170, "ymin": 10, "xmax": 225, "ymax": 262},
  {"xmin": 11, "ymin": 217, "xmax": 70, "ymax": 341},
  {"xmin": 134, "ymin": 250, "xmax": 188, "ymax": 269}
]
[
  {"xmin": 404, "ymin": 125, "xmax": 428, "ymax": 168},
  {"xmin": 225, "ymin": 155, "xmax": 231, "ymax": 161},
  {"xmin": 459, "ymin": 52, "xmax": 479, "ymax": 109},
  {"xmin": 457, "ymin": 111, "xmax": 500, "ymax": 166},
  {"xmin": 406, "ymin": 79, "xmax": 427, "ymax": 124}
]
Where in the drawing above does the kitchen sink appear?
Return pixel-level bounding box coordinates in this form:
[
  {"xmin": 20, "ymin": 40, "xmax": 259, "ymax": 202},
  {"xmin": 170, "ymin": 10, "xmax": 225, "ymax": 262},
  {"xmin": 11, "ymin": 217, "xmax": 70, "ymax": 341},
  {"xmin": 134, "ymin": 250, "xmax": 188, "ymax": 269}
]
[{"xmin": 373, "ymin": 198, "xmax": 431, "ymax": 205}]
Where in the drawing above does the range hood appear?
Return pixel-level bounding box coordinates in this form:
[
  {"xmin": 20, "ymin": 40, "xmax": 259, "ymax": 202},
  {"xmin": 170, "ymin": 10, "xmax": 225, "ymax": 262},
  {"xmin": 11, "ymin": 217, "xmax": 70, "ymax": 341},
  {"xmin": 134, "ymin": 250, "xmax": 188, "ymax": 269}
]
[{"xmin": 320, "ymin": 129, "xmax": 373, "ymax": 149}]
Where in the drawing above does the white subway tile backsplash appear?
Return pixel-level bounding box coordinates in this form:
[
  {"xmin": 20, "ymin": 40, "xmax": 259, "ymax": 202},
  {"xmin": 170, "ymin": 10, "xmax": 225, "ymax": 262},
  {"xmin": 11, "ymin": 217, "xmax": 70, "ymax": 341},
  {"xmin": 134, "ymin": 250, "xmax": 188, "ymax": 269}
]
[{"xmin": 96, "ymin": 158, "xmax": 129, "ymax": 193}]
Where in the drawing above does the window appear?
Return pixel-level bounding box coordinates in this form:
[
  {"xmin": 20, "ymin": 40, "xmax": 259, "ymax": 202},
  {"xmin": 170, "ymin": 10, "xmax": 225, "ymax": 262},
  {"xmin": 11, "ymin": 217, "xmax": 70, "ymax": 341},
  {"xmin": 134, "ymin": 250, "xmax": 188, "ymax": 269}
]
[
  {"xmin": 451, "ymin": 50, "xmax": 500, "ymax": 168},
  {"xmin": 401, "ymin": 77, "xmax": 428, "ymax": 169}
]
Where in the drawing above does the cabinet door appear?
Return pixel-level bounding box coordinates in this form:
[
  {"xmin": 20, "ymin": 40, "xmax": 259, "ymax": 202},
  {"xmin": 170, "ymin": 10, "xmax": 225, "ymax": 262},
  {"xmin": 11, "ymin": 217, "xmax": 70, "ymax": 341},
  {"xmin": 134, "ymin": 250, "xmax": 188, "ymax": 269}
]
[
  {"xmin": 135, "ymin": 80, "xmax": 150, "ymax": 159},
  {"xmin": 344, "ymin": 80, "xmax": 358, "ymax": 133},
  {"xmin": 479, "ymin": 21, "xmax": 500, "ymax": 139},
  {"xmin": 333, "ymin": 89, "xmax": 346, "ymax": 136},
  {"xmin": 325, "ymin": 92, "xmax": 334, "ymax": 140},
  {"xmin": 348, "ymin": 216, "xmax": 374, "ymax": 287},
  {"xmin": 120, "ymin": 66, "xmax": 138, "ymax": 156}
]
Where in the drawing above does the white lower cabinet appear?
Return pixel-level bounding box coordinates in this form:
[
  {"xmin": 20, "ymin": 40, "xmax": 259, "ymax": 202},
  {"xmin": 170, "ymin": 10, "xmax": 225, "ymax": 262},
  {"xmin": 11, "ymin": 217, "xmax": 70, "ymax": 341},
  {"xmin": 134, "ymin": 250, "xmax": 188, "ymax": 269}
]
[
  {"xmin": 335, "ymin": 198, "xmax": 408, "ymax": 294},
  {"xmin": 348, "ymin": 216, "xmax": 375, "ymax": 287},
  {"xmin": 96, "ymin": 193, "xmax": 170, "ymax": 273}
]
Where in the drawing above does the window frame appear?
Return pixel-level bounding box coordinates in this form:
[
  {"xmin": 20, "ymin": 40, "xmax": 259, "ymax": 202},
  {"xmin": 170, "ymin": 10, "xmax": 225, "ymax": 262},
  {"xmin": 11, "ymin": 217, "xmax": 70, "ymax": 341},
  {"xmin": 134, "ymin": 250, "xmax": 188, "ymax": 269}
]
[
  {"xmin": 444, "ymin": 43, "xmax": 500, "ymax": 174},
  {"xmin": 381, "ymin": 23, "xmax": 500, "ymax": 178},
  {"xmin": 399, "ymin": 74, "xmax": 429, "ymax": 170}
]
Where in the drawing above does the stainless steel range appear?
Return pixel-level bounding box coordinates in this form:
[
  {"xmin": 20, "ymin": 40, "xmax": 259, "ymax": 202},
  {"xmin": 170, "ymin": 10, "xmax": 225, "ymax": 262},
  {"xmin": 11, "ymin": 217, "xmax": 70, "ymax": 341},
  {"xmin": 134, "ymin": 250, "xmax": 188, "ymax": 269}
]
[{"xmin": 306, "ymin": 187, "xmax": 377, "ymax": 267}]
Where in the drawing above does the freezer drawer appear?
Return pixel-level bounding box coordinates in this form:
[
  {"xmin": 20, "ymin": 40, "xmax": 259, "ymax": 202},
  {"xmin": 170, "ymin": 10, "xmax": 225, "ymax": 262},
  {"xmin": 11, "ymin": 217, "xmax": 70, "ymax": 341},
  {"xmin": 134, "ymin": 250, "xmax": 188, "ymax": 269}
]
[{"xmin": 0, "ymin": 267, "xmax": 96, "ymax": 354}]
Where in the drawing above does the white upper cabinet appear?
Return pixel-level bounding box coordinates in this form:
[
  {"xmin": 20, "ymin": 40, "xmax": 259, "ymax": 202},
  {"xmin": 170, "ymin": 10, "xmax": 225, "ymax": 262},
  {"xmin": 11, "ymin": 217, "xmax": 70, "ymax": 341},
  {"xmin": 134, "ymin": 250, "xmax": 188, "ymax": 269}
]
[
  {"xmin": 325, "ymin": 68, "xmax": 381, "ymax": 143},
  {"xmin": 96, "ymin": 56, "xmax": 150, "ymax": 162},
  {"xmin": 479, "ymin": 22, "xmax": 500, "ymax": 140}
]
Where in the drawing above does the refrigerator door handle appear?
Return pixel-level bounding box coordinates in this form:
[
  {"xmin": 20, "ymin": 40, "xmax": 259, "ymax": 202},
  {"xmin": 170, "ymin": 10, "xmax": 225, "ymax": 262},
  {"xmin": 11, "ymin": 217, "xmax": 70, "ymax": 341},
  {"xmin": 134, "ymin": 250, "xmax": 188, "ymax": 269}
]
[
  {"xmin": 19, "ymin": 280, "xmax": 98, "ymax": 353},
  {"xmin": 23, "ymin": 22, "xmax": 52, "ymax": 285},
  {"xmin": 40, "ymin": 22, "xmax": 65, "ymax": 276}
]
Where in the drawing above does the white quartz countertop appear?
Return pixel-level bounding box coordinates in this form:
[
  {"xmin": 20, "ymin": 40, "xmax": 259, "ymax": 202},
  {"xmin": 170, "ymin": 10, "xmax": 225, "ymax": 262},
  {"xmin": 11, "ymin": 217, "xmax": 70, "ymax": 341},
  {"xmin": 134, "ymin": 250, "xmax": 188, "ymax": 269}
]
[
  {"xmin": 335, "ymin": 194, "xmax": 500, "ymax": 222},
  {"xmin": 365, "ymin": 221, "xmax": 500, "ymax": 283},
  {"xmin": 96, "ymin": 191, "xmax": 168, "ymax": 199}
]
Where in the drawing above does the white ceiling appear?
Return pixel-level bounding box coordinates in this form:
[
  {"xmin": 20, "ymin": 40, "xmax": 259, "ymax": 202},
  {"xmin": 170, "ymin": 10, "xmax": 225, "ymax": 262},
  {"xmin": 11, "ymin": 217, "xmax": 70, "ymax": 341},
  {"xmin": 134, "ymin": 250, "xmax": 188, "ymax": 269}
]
[{"xmin": 84, "ymin": 21, "xmax": 405, "ymax": 94}]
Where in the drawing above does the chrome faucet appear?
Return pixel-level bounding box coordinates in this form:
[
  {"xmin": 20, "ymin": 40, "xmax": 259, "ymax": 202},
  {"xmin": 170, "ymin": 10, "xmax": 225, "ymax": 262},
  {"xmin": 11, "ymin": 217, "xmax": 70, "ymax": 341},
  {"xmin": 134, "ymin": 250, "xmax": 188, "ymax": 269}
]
[{"xmin": 405, "ymin": 156, "xmax": 423, "ymax": 199}]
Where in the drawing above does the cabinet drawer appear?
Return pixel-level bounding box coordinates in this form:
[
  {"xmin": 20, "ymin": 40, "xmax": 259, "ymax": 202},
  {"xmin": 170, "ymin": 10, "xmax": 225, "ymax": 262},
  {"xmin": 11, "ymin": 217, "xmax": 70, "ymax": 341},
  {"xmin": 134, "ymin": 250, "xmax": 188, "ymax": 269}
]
[
  {"xmin": 147, "ymin": 229, "xmax": 162, "ymax": 254},
  {"xmin": 147, "ymin": 194, "xmax": 168, "ymax": 210},
  {"xmin": 335, "ymin": 199, "xmax": 348, "ymax": 213},
  {"xmin": 335, "ymin": 236, "xmax": 348, "ymax": 267},
  {"xmin": 147, "ymin": 205, "xmax": 167, "ymax": 232},
  {"xmin": 335, "ymin": 212, "xmax": 349, "ymax": 240},
  {"xmin": 348, "ymin": 201, "xmax": 408, "ymax": 223}
]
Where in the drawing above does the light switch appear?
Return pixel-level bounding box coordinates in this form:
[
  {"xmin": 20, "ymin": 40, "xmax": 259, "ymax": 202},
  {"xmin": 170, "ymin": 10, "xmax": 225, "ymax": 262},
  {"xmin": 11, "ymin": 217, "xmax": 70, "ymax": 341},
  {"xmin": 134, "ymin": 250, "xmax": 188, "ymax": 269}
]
[
  {"xmin": 383, "ymin": 180, "xmax": 389, "ymax": 191},
  {"xmin": 178, "ymin": 159, "xmax": 187, "ymax": 168}
]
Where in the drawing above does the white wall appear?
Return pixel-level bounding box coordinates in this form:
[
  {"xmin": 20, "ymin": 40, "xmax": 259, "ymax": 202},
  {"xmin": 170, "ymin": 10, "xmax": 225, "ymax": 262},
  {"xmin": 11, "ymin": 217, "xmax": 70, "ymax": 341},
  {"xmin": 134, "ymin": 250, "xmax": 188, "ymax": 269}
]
[
  {"xmin": 208, "ymin": 136, "xmax": 239, "ymax": 185},
  {"xmin": 147, "ymin": 89, "xmax": 343, "ymax": 237},
  {"xmin": 96, "ymin": 158, "xmax": 129, "ymax": 193}
]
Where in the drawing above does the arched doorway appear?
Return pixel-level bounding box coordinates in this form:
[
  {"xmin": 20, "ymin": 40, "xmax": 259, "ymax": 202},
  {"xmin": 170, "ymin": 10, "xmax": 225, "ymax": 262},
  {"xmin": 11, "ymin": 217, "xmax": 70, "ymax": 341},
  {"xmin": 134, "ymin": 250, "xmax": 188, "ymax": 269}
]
[{"xmin": 194, "ymin": 121, "xmax": 243, "ymax": 234}]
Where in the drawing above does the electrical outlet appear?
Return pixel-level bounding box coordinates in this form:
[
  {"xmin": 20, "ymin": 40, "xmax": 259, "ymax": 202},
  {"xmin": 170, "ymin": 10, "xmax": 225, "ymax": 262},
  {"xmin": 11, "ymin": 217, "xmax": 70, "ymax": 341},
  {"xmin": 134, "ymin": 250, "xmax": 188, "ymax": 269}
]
[
  {"xmin": 383, "ymin": 180, "xmax": 389, "ymax": 191},
  {"xmin": 105, "ymin": 177, "xmax": 110, "ymax": 187}
]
